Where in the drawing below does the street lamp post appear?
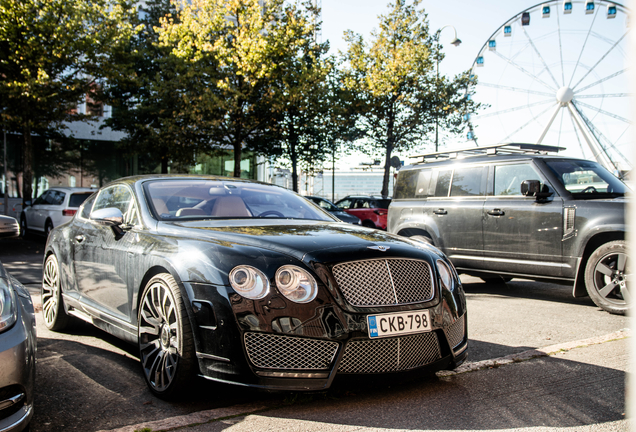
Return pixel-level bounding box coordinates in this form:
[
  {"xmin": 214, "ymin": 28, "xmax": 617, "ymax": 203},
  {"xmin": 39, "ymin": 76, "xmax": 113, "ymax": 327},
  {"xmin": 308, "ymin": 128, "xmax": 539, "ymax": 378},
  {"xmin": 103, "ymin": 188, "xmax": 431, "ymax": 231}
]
[{"xmin": 435, "ymin": 25, "xmax": 461, "ymax": 152}]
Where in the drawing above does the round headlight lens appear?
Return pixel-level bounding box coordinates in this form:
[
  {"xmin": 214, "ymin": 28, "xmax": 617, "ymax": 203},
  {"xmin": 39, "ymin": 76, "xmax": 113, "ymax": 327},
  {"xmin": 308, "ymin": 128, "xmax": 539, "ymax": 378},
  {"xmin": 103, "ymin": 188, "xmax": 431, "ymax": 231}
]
[
  {"xmin": 229, "ymin": 266, "xmax": 269, "ymax": 300},
  {"xmin": 275, "ymin": 265, "xmax": 318, "ymax": 303},
  {"xmin": 437, "ymin": 259, "xmax": 454, "ymax": 291}
]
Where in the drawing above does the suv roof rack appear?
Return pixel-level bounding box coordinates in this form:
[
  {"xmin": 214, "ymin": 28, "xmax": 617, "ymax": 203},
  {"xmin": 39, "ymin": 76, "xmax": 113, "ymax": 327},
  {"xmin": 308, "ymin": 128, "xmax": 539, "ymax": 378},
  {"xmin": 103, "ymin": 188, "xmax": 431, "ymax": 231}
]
[{"xmin": 409, "ymin": 143, "xmax": 566, "ymax": 164}]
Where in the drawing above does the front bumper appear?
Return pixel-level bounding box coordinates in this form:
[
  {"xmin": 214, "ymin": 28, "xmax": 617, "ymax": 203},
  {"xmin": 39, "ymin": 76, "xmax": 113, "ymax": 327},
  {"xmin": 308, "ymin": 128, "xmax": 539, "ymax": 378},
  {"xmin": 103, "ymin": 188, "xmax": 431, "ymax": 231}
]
[
  {"xmin": 0, "ymin": 301, "xmax": 36, "ymax": 432},
  {"xmin": 189, "ymin": 282, "xmax": 467, "ymax": 391}
]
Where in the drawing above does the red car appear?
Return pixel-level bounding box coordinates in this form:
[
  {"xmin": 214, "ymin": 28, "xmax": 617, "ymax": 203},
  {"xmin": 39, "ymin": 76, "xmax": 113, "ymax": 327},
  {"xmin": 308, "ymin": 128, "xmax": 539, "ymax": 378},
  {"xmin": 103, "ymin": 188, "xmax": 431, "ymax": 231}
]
[{"xmin": 335, "ymin": 196, "xmax": 391, "ymax": 230}]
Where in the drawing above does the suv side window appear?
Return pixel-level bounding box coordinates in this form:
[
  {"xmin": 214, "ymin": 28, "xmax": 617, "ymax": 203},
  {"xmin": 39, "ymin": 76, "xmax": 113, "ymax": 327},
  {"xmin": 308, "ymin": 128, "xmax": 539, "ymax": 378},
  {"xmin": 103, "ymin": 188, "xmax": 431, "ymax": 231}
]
[
  {"xmin": 337, "ymin": 199, "xmax": 353, "ymax": 210},
  {"xmin": 450, "ymin": 166, "xmax": 484, "ymax": 197},
  {"xmin": 494, "ymin": 164, "xmax": 542, "ymax": 196},
  {"xmin": 394, "ymin": 169, "xmax": 432, "ymax": 199},
  {"xmin": 435, "ymin": 170, "xmax": 452, "ymax": 197}
]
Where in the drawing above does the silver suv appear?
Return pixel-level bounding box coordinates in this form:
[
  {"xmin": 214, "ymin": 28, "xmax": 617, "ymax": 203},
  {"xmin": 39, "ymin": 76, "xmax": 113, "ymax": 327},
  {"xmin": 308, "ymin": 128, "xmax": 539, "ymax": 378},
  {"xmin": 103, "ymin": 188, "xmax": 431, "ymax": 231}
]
[
  {"xmin": 388, "ymin": 144, "xmax": 629, "ymax": 315},
  {"xmin": 20, "ymin": 187, "xmax": 95, "ymax": 237}
]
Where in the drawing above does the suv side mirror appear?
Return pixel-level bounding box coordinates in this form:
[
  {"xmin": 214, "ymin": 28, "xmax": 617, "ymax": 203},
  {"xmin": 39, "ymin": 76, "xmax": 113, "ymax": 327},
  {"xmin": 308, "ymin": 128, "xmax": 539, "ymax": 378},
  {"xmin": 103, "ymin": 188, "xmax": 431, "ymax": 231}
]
[{"xmin": 521, "ymin": 180, "xmax": 553, "ymax": 200}]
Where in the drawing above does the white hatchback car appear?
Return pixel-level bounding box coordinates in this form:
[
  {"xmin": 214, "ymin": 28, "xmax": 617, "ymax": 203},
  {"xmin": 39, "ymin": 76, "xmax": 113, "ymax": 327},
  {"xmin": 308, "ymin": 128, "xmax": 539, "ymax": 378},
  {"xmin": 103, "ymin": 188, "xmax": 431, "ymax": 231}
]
[{"xmin": 20, "ymin": 187, "xmax": 95, "ymax": 237}]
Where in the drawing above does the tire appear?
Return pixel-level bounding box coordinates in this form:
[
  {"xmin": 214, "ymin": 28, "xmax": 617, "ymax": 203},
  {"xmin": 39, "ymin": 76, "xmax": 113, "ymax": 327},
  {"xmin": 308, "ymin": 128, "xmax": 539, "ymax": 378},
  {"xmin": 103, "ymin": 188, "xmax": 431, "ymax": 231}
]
[
  {"xmin": 19, "ymin": 215, "xmax": 27, "ymax": 238},
  {"xmin": 41, "ymin": 254, "xmax": 72, "ymax": 331},
  {"xmin": 362, "ymin": 221, "xmax": 376, "ymax": 229},
  {"xmin": 479, "ymin": 276, "xmax": 511, "ymax": 284},
  {"xmin": 138, "ymin": 273, "xmax": 196, "ymax": 399},
  {"xmin": 584, "ymin": 241, "xmax": 629, "ymax": 315},
  {"xmin": 44, "ymin": 220, "xmax": 53, "ymax": 238}
]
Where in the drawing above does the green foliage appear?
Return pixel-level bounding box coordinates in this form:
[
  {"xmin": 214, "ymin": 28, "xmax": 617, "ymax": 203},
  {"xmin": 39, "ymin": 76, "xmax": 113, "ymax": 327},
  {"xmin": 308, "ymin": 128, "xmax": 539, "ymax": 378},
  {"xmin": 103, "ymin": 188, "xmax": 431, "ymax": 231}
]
[
  {"xmin": 341, "ymin": 0, "xmax": 477, "ymax": 197},
  {"xmin": 0, "ymin": 0, "xmax": 137, "ymax": 201}
]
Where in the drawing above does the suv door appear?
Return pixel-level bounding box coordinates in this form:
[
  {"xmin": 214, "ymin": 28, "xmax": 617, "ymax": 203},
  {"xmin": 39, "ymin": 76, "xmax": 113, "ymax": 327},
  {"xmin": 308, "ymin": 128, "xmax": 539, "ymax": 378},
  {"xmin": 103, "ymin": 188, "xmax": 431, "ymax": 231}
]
[
  {"xmin": 429, "ymin": 165, "xmax": 486, "ymax": 267},
  {"xmin": 481, "ymin": 161, "xmax": 564, "ymax": 277}
]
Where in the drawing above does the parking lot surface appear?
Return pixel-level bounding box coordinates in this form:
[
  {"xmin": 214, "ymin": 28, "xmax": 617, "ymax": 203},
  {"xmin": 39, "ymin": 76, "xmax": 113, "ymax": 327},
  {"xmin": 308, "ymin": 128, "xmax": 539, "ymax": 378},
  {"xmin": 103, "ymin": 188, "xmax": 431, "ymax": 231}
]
[{"xmin": 0, "ymin": 237, "xmax": 629, "ymax": 432}]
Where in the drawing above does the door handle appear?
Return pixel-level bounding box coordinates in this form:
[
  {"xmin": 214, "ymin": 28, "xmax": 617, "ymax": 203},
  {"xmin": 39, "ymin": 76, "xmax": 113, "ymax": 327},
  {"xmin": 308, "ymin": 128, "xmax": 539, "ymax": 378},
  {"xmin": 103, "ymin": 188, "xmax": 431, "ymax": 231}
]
[
  {"xmin": 433, "ymin": 209, "xmax": 447, "ymax": 215},
  {"xmin": 487, "ymin": 209, "xmax": 505, "ymax": 216},
  {"xmin": 74, "ymin": 235, "xmax": 85, "ymax": 243}
]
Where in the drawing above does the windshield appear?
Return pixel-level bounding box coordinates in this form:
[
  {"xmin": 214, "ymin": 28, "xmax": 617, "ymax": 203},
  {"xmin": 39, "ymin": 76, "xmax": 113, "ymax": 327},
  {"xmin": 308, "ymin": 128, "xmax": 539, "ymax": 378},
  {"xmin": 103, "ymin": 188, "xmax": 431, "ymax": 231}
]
[
  {"xmin": 144, "ymin": 179, "xmax": 335, "ymax": 222},
  {"xmin": 544, "ymin": 159, "xmax": 628, "ymax": 197}
]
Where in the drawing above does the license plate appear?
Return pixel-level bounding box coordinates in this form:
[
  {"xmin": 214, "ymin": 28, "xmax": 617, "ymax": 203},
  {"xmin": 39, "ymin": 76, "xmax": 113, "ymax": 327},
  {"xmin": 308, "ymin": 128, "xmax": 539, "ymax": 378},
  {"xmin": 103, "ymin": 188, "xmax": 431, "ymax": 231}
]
[{"xmin": 367, "ymin": 310, "xmax": 431, "ymax": 338}]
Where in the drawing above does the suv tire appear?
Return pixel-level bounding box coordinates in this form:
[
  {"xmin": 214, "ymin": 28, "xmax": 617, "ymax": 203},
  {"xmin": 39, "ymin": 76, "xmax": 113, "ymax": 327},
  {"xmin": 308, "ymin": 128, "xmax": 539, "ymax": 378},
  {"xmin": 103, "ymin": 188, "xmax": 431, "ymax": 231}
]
[{"xmin": 584, "ymin": 241, "xmax": 629, "ymax": 315}]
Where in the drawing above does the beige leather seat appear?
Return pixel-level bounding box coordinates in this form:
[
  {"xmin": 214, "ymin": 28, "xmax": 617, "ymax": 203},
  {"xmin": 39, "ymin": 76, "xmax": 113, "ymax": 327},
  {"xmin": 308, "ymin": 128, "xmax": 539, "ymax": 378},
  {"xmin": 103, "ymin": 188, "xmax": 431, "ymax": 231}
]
[
  {"xmin": 175, "ymin": 208, "xmax": 207, "ymax": 217},
  {"xmin": 211, "ymin": 196, "xmax": 251, "ymax": 217}
]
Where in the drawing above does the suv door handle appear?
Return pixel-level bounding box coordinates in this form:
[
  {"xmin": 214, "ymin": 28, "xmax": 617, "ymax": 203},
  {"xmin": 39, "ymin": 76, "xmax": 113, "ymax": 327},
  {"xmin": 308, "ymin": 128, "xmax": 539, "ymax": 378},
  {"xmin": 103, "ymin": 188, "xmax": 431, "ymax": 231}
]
[
  {"xmin": 487, "ymin": 209, "xmax": 505, "ymax": 216},
  {"xmin": 433, "ymin": 209, "xmax": 447, "ymax": 215}
]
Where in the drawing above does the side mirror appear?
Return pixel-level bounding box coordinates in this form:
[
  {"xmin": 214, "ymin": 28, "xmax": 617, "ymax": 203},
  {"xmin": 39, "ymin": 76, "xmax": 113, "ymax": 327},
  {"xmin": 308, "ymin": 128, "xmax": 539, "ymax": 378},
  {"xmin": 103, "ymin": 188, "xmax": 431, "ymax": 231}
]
[
  {"xmin": 521, "ymin": 180, "xmax": 553, "ymax": 200},
  {"xmin": 91, "ymin": 207, "xmax": 124, "ymax": 226},
  {"xmin": 23, "ymin": 200, "xmax": 32, "ymax": 207}
]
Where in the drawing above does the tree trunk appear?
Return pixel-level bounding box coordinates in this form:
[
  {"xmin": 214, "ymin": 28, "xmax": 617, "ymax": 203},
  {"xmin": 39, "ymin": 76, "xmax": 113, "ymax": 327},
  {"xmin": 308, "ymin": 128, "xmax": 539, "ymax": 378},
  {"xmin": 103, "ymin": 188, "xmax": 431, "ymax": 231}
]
[
  {"xmin": 289, "ymin": 117, "xmax": 299, "ymax": 192},
  {"xmin": 22, "ymin": 125, "xmax": 33, "ymax": 205},
  {"xmin": 381, "ymin": 110, "xmax": 395, "ymax": 198},
  {"xmin": 233, "ymin": 141, "xmax": 242, "ymax": 178}
]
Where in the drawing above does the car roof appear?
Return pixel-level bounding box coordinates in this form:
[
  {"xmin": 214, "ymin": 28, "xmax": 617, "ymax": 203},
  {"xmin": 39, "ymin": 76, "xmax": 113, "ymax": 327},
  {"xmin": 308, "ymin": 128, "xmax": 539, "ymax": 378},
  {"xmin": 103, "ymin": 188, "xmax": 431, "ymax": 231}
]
[
  {"xmin": 401, "ymin": 153, "xmax": 592, "ymax": 172},
  {"xmin": 45, "ymin": 187, "xmax": 96, "ymax": 193}
]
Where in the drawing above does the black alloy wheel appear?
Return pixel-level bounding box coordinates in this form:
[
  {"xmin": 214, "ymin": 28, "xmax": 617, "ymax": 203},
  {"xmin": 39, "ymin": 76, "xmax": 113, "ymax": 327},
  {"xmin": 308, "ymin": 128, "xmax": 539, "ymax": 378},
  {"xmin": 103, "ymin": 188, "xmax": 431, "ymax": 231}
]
[{"xmin": 585, "ymin": 241, "xmax": 630, "ymax": 315}]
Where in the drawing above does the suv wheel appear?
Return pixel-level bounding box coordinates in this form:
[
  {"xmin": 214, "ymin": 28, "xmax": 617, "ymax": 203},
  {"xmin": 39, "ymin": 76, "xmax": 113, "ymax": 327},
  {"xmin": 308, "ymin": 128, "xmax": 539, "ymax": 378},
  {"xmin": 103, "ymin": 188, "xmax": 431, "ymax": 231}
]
[
  {"xmin": 362, "ymin": 221, "xmax": 376, "ymax": 229},
  {"xmin": 45, "ymin": 220, "xmax": 53, "ymax": 238},
  {"xmin": 584, "ymin": 241, "xmax": 629, "ymax": 315}
]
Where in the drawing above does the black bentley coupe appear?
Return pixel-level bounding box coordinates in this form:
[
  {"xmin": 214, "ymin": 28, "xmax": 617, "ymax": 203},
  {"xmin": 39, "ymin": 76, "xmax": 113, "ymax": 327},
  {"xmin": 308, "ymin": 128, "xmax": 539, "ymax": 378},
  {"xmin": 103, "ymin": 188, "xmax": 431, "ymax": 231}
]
[{"xmin": 42, "ymin": 175, "xmax": 467, "ymax": 398}]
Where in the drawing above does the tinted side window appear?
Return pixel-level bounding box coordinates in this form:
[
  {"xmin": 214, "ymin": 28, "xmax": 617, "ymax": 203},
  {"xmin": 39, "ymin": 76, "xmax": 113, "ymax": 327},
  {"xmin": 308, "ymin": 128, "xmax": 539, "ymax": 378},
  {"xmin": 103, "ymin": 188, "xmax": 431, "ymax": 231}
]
[
  {"xmin": 69, "ymin": 192, "xmax": 92, "ymax": 208},
  {"xmin": 337, "ymin": 199, "xmax": 353, "ymax": 209},
  {"xmin": 92, "ymin": 185, "xmax": 139, "ymax": 224},
  {"xmin": 394, "ymin": 169, "xmax": 432, "ymax": 199},
  {"xmin": 435, "ymin": 170, "xmax": 452, "ymax": 197},
  {"xmin": 494, "ymin": 164, "xmax": 542, "ymax": 196},
  {"xmin": 32, "ymin": 191, "xmax": 48, "ymax": 205},
  {"xmin": 450, "ymin": 167, "xmax": 484, "ymax": 197}
]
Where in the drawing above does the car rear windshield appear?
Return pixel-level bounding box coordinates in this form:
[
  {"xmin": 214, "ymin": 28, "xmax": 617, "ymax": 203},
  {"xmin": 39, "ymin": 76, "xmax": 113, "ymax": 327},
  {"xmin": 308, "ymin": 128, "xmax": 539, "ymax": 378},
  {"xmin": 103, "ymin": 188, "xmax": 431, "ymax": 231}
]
[
  {"xmin": 374, "ymin": 200, "xmax": 391, "ymax": 209},
  {"xmin": 544, "ymin": 159, "xmax": 629, "ymax": 197},
  {"xmin": 144, "ymin": 179, "xmax": 336, "ymax": 221},
  {"xmin": 69, "ymin": 192, "xmax": 93, "ymax": 208}
]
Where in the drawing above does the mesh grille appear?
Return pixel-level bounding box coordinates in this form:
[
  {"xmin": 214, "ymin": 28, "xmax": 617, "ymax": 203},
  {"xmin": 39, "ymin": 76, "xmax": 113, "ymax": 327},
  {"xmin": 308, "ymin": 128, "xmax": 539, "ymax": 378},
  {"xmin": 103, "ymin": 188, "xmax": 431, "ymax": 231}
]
[
  {"xmin": 244, "ymin": 332, "xmax": 338, "ymax": 370},
  {"xmin": 332, "ymin": 258, "xmax": 434, "ymax": 307},
  {"xmin": 564, "ymin": 207, "xmax": 576, "ymax": 234},
  {"xmin": 444, "ymin": 315, "xmax": 466, "ymax": 349},
  {"xmin": 338, "ymin": 332, "xmax": 441, "ymax": 374}
]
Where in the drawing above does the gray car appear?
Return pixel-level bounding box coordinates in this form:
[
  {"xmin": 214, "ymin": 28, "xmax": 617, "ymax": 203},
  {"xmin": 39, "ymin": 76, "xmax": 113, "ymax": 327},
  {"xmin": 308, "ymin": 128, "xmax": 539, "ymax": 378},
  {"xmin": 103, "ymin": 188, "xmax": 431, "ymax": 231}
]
[
  {"xmin": 0, "ymin": 216, "xmax": 19, "ymax": 239},
  {"xmin": 0, "ymin": 261, "xmax": 36, "ymax": 431}
]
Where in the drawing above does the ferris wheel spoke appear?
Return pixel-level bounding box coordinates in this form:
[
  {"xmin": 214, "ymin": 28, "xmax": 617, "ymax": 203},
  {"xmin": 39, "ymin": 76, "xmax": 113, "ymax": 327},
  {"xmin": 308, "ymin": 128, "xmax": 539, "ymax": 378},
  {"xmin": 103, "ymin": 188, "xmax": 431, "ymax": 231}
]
[
  {"xmin": 557, "ymin": 107, "xmax": 565, "ymax": 147},
  {"xmin": 568, "ymin": 109, "xmax": 589, "ymax": 158},
  {"xmin": 537, "ymin": 104, "xmax": 563, "ymax": 144},
  {"xmin": 522, "ymin": 26, "xmax": 560, "ymax": 88},
  {"xmin": 567, "ymin": 7, "xmax": 599, "ymax": 88},
  {"xmin": 477, "ymin": 99, "xmax": 554, "ymax": 119},
  {"xmin": 574, "ymin": 69, "xmax": 627, "ymax": 94},
  {"xmin": 568, "ymin": 102, "xmax": 620, "ymax": 173},
  {"xmin": 571, "ymin": 32, "xmax": 628, "ymax": 90},
  {"xmin": 491, "ymin": 50, "xmax": 556, "ymax": 92},
  {"xmin": 479, "ymin": 82, "xmax": 553, "ymax": 97},
  {"xmin": 500, "ymin": 103, "xmax": 557, "ymax": 142},
  {"xmin": 575, "ymin": 93, "xmax": 631, "ymax": 98},
  {"xmin": 573, "ymin": 100, "xmax": 632, "ymax": 124},
  {"xmin": 556, "ymin": 6, "xmax": 565, "ymax": 86}
]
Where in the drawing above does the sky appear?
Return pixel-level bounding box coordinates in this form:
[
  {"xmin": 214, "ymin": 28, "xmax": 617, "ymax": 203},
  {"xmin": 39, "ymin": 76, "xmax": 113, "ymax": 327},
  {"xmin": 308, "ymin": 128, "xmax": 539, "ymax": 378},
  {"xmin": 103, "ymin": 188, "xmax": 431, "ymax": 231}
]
[{"xmin": 318, "ymin": 0, "xmax": 633, "ymax": 171}]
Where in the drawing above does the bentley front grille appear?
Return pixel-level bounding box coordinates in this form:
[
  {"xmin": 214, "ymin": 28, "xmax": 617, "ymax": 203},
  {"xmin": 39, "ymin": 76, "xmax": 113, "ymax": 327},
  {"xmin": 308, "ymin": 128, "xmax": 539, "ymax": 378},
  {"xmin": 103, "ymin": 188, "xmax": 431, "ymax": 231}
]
[
  {"xmin": 444, "ymin": 314, "xmax": 466, "ymax": 349},
  {"xmin": 332, "ymin": 258, "xmax": 434, "ymax": 307},
  {"xmin": 244, "ymin": 332, "xmax": 338, "ymax": 370},
  {"xmin": 338, "ymin": 332, "xmax": 442, "ymax": 374}
]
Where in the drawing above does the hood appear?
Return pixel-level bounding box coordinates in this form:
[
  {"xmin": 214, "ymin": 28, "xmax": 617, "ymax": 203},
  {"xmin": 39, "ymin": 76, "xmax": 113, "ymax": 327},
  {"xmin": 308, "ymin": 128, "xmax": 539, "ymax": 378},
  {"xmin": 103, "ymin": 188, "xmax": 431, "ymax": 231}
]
[{"xmin": 160, "ymin": 219, "xmax": 432, "ymax": 263}]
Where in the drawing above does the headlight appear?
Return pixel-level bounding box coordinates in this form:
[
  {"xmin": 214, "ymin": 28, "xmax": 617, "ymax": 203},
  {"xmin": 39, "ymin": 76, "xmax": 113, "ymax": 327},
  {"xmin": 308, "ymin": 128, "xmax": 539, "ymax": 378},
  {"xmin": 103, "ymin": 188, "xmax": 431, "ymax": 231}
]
[
  {"xmin": 229, "ymin": 266, "xmax": 270, "ymax": 300},
  {"xmin": 436, "ymin": 259, "xmax": 454, "ymax": 291},
  {"xmin": 275, "ymin": 265, "xmax": 318, "ymax": 303},
  {"xmin": 0, "ymin": 278, "xmax": 17, "ymax": 332}
]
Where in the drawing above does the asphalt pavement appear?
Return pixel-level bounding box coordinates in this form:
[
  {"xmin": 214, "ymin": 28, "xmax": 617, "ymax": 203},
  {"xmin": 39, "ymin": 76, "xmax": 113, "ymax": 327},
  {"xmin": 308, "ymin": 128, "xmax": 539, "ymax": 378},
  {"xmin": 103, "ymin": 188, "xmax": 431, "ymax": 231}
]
[{"xmin": 0, "ymin": 237, "xmax": 630, "ymax": 432}]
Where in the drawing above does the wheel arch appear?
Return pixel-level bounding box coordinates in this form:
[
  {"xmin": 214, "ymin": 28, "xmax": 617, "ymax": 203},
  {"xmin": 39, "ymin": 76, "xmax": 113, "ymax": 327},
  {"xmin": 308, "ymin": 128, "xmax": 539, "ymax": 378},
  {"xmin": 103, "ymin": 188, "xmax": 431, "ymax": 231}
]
[
  {"xmin": 573, "ymin": 231, "xmax": 625, "ymax": 297},
  {"xmin": 396, "ymin": 227, "xmax": 435, "ymax": 244}
]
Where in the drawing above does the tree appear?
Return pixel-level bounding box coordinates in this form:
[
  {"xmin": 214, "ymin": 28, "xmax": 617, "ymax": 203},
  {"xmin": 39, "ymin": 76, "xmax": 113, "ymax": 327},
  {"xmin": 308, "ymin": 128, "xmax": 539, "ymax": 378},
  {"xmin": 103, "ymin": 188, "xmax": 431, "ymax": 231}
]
[
  {"xmin": 0, "ymin": 0, "xmax": 136, "ymax": 204},
  {"xmin": 341, "ymin": 0, "xmax": 476, "ymax": 197},
  {"xmin": 101, "ymin": 0, "xmax": 220, "ymax": 174},
  {"xmin": 159, "ymin": 0, "xmax": 320, "ymax": 178}
]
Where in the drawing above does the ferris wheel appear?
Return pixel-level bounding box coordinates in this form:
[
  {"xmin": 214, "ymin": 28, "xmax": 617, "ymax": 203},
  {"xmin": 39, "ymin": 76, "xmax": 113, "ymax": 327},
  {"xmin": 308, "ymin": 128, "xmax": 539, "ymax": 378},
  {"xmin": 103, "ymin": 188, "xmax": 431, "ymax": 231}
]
[{"xmin": 466, "ymin": 0, "xmax": 632, "ymax": 173}]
